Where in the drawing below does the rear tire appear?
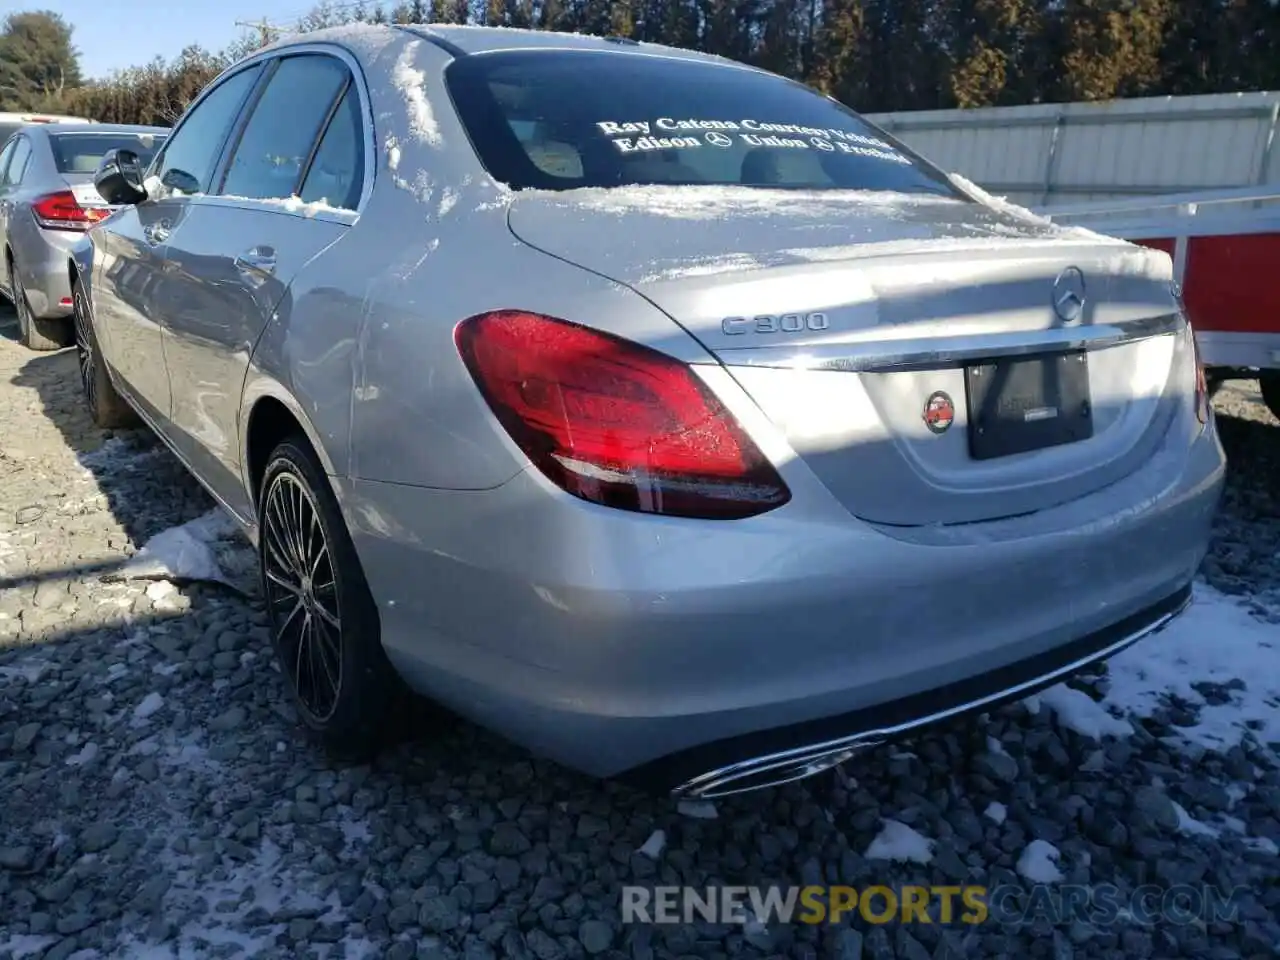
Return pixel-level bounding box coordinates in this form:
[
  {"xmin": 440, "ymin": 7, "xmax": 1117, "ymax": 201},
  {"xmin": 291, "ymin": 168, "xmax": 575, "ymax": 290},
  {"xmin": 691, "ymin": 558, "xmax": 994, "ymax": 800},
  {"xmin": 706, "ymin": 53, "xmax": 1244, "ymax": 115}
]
[
  {"xmin": 72, "ymin": 274, "xmax": 139, "ymax": 428},
  {"xmin": 1260, "ymin": 372, "xmax": 1280, "ymax": 423},
  {"xmin": 258, "ymin": 436, "xmax": 408, "ymax": 760},
  {"xmin": 10, "ymin": 254, "xmax": 70, "ymax": 351}
]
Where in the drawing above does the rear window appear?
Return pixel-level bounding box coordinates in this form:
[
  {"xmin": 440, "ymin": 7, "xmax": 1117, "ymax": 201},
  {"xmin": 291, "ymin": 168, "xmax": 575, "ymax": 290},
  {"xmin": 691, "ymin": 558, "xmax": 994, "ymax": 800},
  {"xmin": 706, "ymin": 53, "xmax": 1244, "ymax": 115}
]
[
  {"xmin": 445, "ymin": 50, "xmax": 959, "ymax": 197},
  {"xmin": 49, "ymin": 132, "xmax": 166, "ymax": 175}
]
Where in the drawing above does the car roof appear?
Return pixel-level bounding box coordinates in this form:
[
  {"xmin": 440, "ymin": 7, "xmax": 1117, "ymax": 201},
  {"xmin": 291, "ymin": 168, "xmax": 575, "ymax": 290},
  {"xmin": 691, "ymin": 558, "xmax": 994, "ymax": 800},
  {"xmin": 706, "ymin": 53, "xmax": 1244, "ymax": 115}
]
[
  {"xmin": 408, "ymin": 24, "xmax": 727, "ymax": 62},
  {"xmin": 277, "ymin": 22, "xmax": 739, "ymax": 69},
  {"xmin": 0, "ymin": 111, "xmax": 91, "ymax": 122},
  {"xmin": 37, "ymin": 123, "xmax": 169, "ymax": 136}
]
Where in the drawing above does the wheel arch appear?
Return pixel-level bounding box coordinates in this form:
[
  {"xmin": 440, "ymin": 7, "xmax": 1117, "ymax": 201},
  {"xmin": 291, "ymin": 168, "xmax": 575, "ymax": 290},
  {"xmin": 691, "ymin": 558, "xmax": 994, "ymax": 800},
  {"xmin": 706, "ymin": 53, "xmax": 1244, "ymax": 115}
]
[{"xmin": 241, "ymin": 378, "xmax": 343, "ymax": 515}]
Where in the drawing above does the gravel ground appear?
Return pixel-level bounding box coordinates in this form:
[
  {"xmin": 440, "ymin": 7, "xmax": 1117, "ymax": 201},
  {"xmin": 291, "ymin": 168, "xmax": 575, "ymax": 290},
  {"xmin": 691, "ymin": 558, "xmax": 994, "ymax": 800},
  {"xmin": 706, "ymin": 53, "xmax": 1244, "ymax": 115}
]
[{"xmin": 1, "ymin": 307, "xmax": 1278, "ymax": 960}]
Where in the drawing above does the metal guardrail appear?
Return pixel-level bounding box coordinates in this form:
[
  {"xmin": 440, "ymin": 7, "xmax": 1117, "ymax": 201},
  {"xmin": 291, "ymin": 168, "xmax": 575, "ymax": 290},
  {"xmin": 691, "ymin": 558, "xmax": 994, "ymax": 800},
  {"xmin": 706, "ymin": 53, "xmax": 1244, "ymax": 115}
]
[{"xmin": 1035, "ymin": 185, "xmax": 1280, "ymax": 220}]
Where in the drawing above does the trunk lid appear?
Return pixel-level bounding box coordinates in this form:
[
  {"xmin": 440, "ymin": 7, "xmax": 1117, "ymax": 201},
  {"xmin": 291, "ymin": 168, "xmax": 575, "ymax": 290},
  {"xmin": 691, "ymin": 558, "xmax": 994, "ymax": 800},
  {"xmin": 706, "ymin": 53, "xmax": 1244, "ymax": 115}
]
[
  {"xmin": 507, "ymin": 186, "xmax": 1188, "ymax": 527},
  {"xmin": 62, "ymin": 173, "xmax": 113, "ymax": 209}
]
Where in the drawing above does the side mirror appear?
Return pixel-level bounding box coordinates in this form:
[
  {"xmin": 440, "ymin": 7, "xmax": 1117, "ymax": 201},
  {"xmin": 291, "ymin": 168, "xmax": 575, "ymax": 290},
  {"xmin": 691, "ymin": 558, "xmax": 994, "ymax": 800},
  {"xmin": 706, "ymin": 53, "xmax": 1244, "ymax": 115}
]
[{"xmin": 94, "ymin": 148, "xmax": 147, "ymax": 206}]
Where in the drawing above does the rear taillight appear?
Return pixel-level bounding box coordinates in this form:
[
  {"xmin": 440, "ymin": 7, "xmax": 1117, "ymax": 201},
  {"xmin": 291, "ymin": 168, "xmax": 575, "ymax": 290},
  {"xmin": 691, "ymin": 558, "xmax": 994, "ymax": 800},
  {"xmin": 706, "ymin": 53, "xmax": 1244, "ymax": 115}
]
[
  {"xmin": 31, "ymin": 190, "xmax": 109, "ymax": 232},
  {"xmin": 1190, "ymin": 323, "xmax": 1209, "ymax": 425},
  {"xmin": 454, "ymin": 310, "xmax": 791, "ymax": 519}
]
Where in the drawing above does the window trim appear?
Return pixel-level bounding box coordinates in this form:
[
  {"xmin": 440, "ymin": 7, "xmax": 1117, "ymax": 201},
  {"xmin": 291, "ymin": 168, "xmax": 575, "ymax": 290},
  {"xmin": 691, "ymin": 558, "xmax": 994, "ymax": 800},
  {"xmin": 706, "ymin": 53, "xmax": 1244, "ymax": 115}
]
[
  {"xmin": 211, "ymin": 57, "xmax": 281, "ymax": 197},
  {"xmin": 296, "ymin": 75, "xmax": 355, "ymax": 197},
  {"xmin": 213, "ymin": 52, "xmax": 351, "ymax": 200},
  {"xmin": 148, "ymin": 60, "xmax": 268, "ymax": 195},
  {"xmin": 0, "ymin": 139, "xmax": 16, "ymax": 183},
  {"xmin": 3, "ymin": 135, "xmax": 32, "ymax": 187},
  {"xmin": 182, "ymin": 41, "xmax": 375, "ymax": 222}
]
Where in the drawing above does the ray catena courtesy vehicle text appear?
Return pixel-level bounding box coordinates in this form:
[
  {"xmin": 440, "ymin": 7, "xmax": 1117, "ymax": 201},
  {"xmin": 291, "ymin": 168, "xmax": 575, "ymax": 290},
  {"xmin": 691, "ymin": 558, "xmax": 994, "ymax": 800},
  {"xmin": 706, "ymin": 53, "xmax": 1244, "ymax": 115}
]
[{"xmin": 69, "ymin": 24, "xmax": 1224, "ymax": 796}]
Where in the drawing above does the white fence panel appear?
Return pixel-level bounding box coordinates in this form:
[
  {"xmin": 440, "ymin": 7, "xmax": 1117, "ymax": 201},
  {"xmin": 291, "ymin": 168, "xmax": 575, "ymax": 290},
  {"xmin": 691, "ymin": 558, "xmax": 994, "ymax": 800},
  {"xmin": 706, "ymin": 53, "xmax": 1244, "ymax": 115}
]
[{"xmin": 866, "ymin": 92, "xmax": 1280, "ymax": 207}]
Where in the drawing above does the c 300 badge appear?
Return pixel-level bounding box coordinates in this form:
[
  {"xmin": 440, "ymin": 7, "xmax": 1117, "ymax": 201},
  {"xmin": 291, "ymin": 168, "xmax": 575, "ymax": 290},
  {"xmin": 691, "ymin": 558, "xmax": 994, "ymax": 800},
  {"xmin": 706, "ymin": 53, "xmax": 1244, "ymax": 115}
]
[{"xmin": 923, "ymin": 391, "xmax": 955, "ymax": 434}]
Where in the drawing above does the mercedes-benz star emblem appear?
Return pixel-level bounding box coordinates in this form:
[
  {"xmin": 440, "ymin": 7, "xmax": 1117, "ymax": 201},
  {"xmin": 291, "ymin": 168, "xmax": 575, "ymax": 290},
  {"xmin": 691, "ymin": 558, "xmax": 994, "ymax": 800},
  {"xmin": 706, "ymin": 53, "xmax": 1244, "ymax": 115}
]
[
  {"xmin": 1052, "ymin": 266, "xmax": 1087, "ymax": 322},
  {"xmin": 704, "ymin": 132, "xmax": 733, "ymax": 148}
]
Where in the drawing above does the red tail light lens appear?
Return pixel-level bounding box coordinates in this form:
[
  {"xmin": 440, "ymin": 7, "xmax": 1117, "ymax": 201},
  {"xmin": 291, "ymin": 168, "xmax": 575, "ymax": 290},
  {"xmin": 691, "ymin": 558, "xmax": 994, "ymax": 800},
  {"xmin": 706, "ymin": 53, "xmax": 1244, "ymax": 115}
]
[
  {"xmin": 454, "ymin": 310, "xmax": 791, "ymax": 519},
  {"xmin": 32, "ymin": 190, "xmax": 109, "ymax": 232}
]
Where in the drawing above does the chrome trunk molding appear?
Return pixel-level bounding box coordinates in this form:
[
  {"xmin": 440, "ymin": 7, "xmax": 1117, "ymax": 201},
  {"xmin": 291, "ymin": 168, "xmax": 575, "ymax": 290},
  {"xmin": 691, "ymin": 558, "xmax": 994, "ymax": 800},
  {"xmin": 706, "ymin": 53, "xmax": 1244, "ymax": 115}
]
[{"xmin": 712, "ymin": 311, "xmax": 1184, "ymax": 373}]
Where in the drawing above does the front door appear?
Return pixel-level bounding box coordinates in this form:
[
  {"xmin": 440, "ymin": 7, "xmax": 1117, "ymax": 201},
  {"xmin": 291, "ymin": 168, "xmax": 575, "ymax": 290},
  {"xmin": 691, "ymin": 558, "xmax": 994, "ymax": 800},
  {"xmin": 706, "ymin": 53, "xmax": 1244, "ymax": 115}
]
[{"xmin": 99, "ymin": 62, "xmax": 266, "ymax": 421}]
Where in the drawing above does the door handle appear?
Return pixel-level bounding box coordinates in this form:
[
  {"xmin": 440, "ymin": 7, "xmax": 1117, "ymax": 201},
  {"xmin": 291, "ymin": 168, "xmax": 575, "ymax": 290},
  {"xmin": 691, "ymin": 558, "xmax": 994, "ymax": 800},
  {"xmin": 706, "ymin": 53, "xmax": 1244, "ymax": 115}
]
[
  {"xmin": 143, "ymin": 221, "xmax": 170, "ymax": 245},
  {"xmin": 235, "ymin": 246, "xmax": 277, "ymax": 276}
]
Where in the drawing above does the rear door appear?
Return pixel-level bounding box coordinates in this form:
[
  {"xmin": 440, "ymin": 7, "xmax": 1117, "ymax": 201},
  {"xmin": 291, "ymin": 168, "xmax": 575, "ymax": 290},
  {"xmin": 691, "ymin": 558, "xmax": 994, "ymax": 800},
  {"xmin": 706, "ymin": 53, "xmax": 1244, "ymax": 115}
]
[{"xmin": 158, "ymin": 50, "xmax": 364, "ymax": 519}]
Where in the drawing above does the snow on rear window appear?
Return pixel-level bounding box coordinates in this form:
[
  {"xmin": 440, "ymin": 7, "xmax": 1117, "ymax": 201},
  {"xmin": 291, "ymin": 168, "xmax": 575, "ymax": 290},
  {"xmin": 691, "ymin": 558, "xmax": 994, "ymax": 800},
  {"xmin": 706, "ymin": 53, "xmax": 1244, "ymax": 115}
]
[{"xmin": 444, "ymin": 50, "xmax": 962, "ymax": 196}]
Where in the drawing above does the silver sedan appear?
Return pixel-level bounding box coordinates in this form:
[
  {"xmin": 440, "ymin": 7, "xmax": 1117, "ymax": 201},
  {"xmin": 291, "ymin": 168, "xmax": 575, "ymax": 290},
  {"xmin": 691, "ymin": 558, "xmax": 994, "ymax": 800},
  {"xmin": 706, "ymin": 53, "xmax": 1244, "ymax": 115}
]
[
  {"xmin": 71, "ymin": 24, "xmax": 1225, "ymax": 797},
  {"xmin": 0, "ymin": 122, "xmax": 166, "ymax": 349}
]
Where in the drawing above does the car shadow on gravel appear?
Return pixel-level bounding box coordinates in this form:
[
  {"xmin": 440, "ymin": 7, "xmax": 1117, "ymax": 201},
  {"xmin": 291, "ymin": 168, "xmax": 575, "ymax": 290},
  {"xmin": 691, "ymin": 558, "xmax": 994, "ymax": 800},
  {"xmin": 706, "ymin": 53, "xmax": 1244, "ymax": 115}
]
[
  {"xmin": 2, "ymin": 334, "xmax": 622, "ymax": 798},
  {"xmin": 1201, "ymin": 400, "xmax": 1280, "ymax": 615},
  {"xmin": 10, "ymin": 347, "xmax": 219, "ymax": 560}
]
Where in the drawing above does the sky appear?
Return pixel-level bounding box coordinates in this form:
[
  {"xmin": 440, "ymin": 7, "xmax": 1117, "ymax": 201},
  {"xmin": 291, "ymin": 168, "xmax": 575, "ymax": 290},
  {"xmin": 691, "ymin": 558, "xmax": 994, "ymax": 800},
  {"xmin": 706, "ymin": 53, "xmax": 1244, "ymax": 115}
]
[{"xmin": 58, "ymin": 0, "xmax": 322, "ymax": 79}]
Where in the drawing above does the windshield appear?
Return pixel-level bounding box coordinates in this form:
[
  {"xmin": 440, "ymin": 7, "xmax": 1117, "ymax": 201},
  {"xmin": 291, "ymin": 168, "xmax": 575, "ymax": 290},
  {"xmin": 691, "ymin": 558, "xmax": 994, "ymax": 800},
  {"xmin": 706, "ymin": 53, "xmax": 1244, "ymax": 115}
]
[
  {"xmin": 445, "ymin": 50, "xmax": 960, "ymax": 197},
  {"xmin": 0, "ymin": 122, "xmax": 20, "ymax": 143},
  {"xmin": 49, "ymin": 131, "xmax": 166, "ymax": 175}
]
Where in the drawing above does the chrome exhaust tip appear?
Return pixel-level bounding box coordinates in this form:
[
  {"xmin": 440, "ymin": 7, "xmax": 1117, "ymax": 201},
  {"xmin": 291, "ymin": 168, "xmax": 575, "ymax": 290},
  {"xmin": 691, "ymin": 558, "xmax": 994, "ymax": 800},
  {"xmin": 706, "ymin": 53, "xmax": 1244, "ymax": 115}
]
[{"xmin": 672, "ymin": 736, "xmax": 885, "ymax": 799}]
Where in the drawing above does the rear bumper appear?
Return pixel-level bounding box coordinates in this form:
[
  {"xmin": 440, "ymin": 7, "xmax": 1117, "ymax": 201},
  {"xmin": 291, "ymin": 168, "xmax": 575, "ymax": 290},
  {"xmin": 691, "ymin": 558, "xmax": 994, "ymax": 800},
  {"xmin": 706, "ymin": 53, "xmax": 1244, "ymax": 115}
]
[
  {"xmin": 10, "ymin": 222, "xmax": 76, "ymax": 318},
  {"xmin": 338, "ymin": 402, "xmax": 1224, "ymax": 783},
  {"xmin": 648, "ymin": 583, "xmax": 1191, "ymax": 796}
]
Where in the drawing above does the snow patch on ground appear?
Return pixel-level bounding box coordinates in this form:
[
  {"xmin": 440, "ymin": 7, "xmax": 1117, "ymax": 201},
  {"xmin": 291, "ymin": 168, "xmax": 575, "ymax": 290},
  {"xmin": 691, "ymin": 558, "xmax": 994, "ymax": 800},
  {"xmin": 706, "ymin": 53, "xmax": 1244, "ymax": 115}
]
[
  {"xmin": 1018, "ymin": 585, "xmax": 1278, "ymax": 756},
  {"xmin": 107, "ymin": 509, "xmax": 250, "ymax": 591},
  {"xmin": 677, "ymin": 800, "xmax": 718, "ymax": 820},
  {"xmin": 637, "ymin": 830, "xmax": 666, "ymax": 859},
  {"xmin": 1242, "ymin": 836, "xmax": 1279, "ymax": 855},
  {"xmin": 1173, "ymin": 801, "xmax": 1220, "ymax": 838},
  {"xmin": 0, "ymin": 660, "xmax": 50, "ymax": 684},
  {"xmin": 1102, "ymin": 583, "xmax": 1280, "ymax": 752},
  {"xmin": 116, "ymin": 837, "xmax": 340, "ymax": 959},
  {"xmin": 864, "ymin": 820, "xmax": 934, "ymax": 864},
  {"xmin": 1034, "ymin": 684, "xmax": 1133, "ymax": 740},
  {"xmin": 132, "ymin": 691, "xmax": 165, "ymax": 720},
  {"xmin": 0, "ymin": 936, "xmax": 56, "ymax": 958},
  {"xmin": 1016, "ymin": 839, "xmax": 1064, "ymax": 883}
]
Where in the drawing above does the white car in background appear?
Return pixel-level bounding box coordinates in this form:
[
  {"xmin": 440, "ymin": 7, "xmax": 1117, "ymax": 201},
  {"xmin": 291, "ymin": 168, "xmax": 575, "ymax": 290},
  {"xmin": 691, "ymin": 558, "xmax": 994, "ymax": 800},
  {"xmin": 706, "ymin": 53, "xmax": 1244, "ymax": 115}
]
[{"xmin": 0, "ymin": 111, "xmax": 93, "ymax": 142}]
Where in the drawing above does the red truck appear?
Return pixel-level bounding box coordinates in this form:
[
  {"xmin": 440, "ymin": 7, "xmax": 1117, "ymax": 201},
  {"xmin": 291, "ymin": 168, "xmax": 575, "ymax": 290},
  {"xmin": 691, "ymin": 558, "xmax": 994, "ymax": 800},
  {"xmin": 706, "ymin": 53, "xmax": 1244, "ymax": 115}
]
[{"xmin": 1042, "ymin": 186, "xmax": 1280, "ymax": 420}]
